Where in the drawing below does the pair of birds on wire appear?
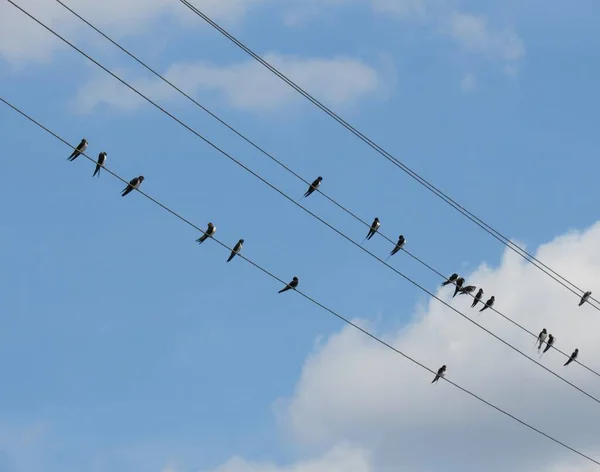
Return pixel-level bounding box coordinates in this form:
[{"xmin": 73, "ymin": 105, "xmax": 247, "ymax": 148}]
[
  {"xmin": 195, "ymin": 222, "xmax": 298, "ymax": 294},
  {"xmin": 362, "ymin": 217, "xmax": 406, "ymax": 259},
  {"xmin": 441, "ymin": 273, "xmax": 495, "ymax": 312},
  {"xmin": 535, "ymin": 329, "xmax": 579, "ymax": 366},
  {"xmin": 67, "ymin": 138, "xmax": 144, "ymax": 196}
]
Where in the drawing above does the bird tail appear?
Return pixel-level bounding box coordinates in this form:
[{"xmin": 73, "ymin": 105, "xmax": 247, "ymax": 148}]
[
  {"xmin": 441, "ymin": 280, "xmax": 450, "ymax": 286},
  {"xmin": 278, "ymin": 286, "xmax": 290, "ymax": 294},
  {"xmin": 226, "ymin": 253, "xmax": 234, "ymax": 262}
]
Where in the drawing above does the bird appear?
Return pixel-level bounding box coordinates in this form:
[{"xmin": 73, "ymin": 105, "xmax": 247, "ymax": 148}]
[
  {"xmin": 541, "ymin": 334, "xmax": 555, "ymax": 356},
  {"xmin": 431, "ymin": 365, "xmax": 446, "ymax": 384},
  {"xmin": 227, "ymin": 239, "xmax": 244, "ymax": 262},
  {"xmin": 441, "ymin": 273, "xmax": 458, "ymax": 286},
  {"xmin": 196, "ymin": 222, "xmax": 216, "ymax": 244},
  {"xmin": 363, "ymin": 217, "xmax": 380, "ymax": 242},
  {"xmin": 579, "ymin": 291, "xmax": 592, "ymax": 306},
  {"xmin": 479, "ymin": 295, "xmax": 495, "ymax": 313},
  {"xmin": 67, "ymin": 138, "xmax": 87, "ymax": 161},
  {"xmin": 471, "ymin": 288, "xmax": 483, "ymax": 308},
  {"xmin": 278, "ymin": 276, "xmax": 299, "ymax": 294},
  {"xmin": 388, "ymin": 235, "xmax": 406, "ymax": 259},
  {"xmin": 459, "ymin": 285, "xmax": 476, "ymax": 296},
  {"xmin": 121, "ymin": 175, "xmax": 144, "ymax": 197},
  {"xmin": 452, "ymin": 277, "xmax": 465, "ymax": 298},
  {"xmin": 536, "ymin": 328, "xmax": 547, "ymax": 350},
  {"xmin": 92, "ymin": 152, "xmax": 107, "ymax": 177},
  {"xmin": 303, "ymin": 176, "xmax": 322, "ymax": 198},
  {"xmin": 564, "ymin": 348, "xmax": 579, "ymax": 367}
]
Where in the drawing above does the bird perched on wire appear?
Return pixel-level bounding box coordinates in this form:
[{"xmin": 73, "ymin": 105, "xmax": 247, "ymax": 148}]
[
  {"xmin": 459, "ymin": 285, "xmax": 476, "ymax": 296},
  {"xmin": 452, "ymin": 277, "xmax": 465, "ymax": 298},
  {"xmin": 541, "ymin": 334, "xmax": 555, "ymax": 356},
  {"xmin": 363, "ymin": 217, "xmax": 380, "ymax": 242},
  {"xmin": 431, "ymin": 365, "xmax": 446, "ymax": 384},
  {"xmin": 303, "ymin": 176, "xmax": 322, "ymax": 198},
  {"xmin": 441, "ymin": 273, "xmax": 458, "ymax": 286},
  {"xmin": 471, "ymin": 288, "xmax": 483, "ymax": 308},
  {"xmin": 279, "ymin": 277, "xmax": 299, "ymax": 294},
  {"xmin": 479, "ymin": 295, "xmax": 495, "ymax": 313},
  {"xmin": 67, "ymin": 138, "xmax": 87, "ymax": 161},
  {"xmin": 226, "ymin": 239, "xmax": 244, "ymax": 262},
  {"xmin": 388, "ymin": 235, "xmax": 406, "ymax": 259},
  {"xmin": 536, "ymin": 328, "xmax": 547, "ymax": 351},
  {"xmin": 564, "ymin": 348, "xmax": 579, "ymax": 366},
  {"xmin": 121, "ymin": 175, "xmax": 144, "ymax": 197},
  {"xmin": 579, "ymin": 291, "xmax": 592, "ymax": 306},
  {"xmin": 92, "ymin": 152, "xmax": 106, "ymax": 177},
  {"xmin": 196, "ymin": 222, "xmax": 216, "ymax": 244}
]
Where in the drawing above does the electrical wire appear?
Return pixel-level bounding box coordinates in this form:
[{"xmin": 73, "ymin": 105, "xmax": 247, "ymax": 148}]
[
  {"xmin": 1, "ymin": 94, "xmax": 599, "ymax": 467},
  {"xmin": 177, "ymin": 0, "xmax": 600, "ymax": 311},
  {"xmin": 7, "ymin": 0, "xmax": 600, "ymax": 405},
  {"xmin": 52, "ymin": 0, "xmax": 600, "ymax": 379}
]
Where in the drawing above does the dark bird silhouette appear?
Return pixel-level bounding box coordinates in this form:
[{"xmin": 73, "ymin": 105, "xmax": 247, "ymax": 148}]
[
  {"xmin": 303, "ymin": 176, "xmax": 322, "ymax": 198},
  {"xmin": 363, "ymin": 217, "xmax": 380, "ymax": 242},
  {"xmin": 579, "ymin": 291, "xmax": 592, "ymax": 306},
  {"xmin": 432, "ymin": 365, "xmax": 446, "ymax": 384},
  {"xmin": 279, "ymin": 276, "xmax": 299, "ymax": 294},
  {"xmin": 541, "ymin": 334, "xmax": 555, "ymax": 356},
  {"xmin": 452, "ymin": 277, "xmax": 465, "ymax": 298},
  {"xmin": 479, "ymin": 295, "xmax": 495, "ymax": 313},
  {"xmin": 93, "ymin": 151, "xmax": 106, "ymax": 177},
  {"xmin": 536, "ymin": 328, "xmax": 547, "ymax": 350},
  {"xmin": 441, "ymin": 273, "xmax": 458, "ymax": 287},
  {"xmin": 121, "ymin": 175, "xmax": 144, "ymax": 197},
  {"xmin": 227, "ymin": 239, "xmax": 244, "ymax": 262},
  {"xmin": 471, "ymin": 288, "xmax": 483, "ymax": 308},
  {"xmin": 67, "ymin": 138, "xmax": 87, "ymax": 161},
  {"xmin": 564, "ymin": 348, "xmax": 579, "ymax": 367},
  {"xmin": 196, "ymin": 222, "xmax": 216, "ymax": 244},
  {"xmin": 459, "ymin": 285, "xmax": 476, "ymax": 296},
  {"xmin": 388, "ymin": 235, "xmax": 406, "ymax": 259}
]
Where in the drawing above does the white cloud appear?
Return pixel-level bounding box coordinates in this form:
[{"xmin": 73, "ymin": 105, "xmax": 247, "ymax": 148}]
[
  {"xmin": 267, "ymin": 222, "xmax": 600, "ymax": 471},
  {"xmin": 74, "ymin": 54, "xmax": 384, "ymax": 113},
  {"xmin": 209, "ymin": 445, "xmax": 372, "ymax": 472},
  {"xmin": 444, "ymin": 12, "xmax": 525, "ymax": 63},
  {"xmin": 0, "ymin": 0, "xmax": 261, "ymax": 66}
]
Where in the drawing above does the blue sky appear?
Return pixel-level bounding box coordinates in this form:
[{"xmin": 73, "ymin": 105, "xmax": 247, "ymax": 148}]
[{"xmin": 2, "ymin": 0, "xmax": 600, "ymax": 471}]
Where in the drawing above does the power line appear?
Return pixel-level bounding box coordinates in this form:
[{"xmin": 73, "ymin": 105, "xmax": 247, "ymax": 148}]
[
  {"xmin": 52, "ymin": 0, "xmax": 600, "ymax": 378},
  {"xmin": 8, "ymin": 0, "xmax": 600, "ymax": 405},
  {"xmin": 177, "ymin": 0, "xmax": 600, "ymax": 311},
  {"xmin": 2, "ymin": 95, "xmax": 599, "ymax": 467}
]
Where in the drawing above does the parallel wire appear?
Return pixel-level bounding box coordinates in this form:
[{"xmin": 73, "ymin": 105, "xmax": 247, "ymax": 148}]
[
  {"xmin": 8, "ymin": 0, "xmax": 600, "ymax": 405},
  {"xmin": 2, "ymin": 95, "xmax": 599, "ymax": 467},
  {"xmin": 53, "ymin": 0, "xmax": 600, "ymax": 378},
  {"xmin": 177, "ymin": 0, "xmax": 600, "ymax": 311}
]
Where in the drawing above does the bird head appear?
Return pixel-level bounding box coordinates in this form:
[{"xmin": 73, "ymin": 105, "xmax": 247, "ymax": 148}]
[
  {"xmin": 317, "ymin": 176, "xmax": 323, "ymax": 181},
  {"xmin": 292, "ymin": 277, "xmax": 299, "ymax": 282},
  {"xmin": 82, "ymin": 138, "xmax": 88, "ymax": 144},
  {"xmin": 574, "ymin": 348, "xmax": 579, "ymax": 354},
  {"xmin": 490, "ymin": 296, "xmax": 495, "ymax": 301},
  {"xmin": 138, "ymin": 176, "xmax": 145, "ymax": 181},
  {"xmin": 442, "ymin": 365, "xmax": 446, "ymax": 370},
  {"xmin": 374, "ymin": 217, "xmax": 379, "ymax": 222},
  {"xmin": 542, "ymin": 328, "xmax": 547, "ymax": 333},
  {"xmin": 239, "ymin": 239, "xmax": 244, "ymax": 244}
]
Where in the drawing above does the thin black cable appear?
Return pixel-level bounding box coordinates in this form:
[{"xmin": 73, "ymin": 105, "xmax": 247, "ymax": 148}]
[
  {"xmin": 53, "ymin": 0, "xmax": 600, "ymax": 378},
  {"xmin": 178, "ymin": 0, "xmax": 600, "ymax": 310},
  {"xmin": 2, "ymin": 95, "xmax": 599, "ymax": 467},
  {"xmin": 9, "ymin": 0, "xmax": 600, "ymax": 404}
]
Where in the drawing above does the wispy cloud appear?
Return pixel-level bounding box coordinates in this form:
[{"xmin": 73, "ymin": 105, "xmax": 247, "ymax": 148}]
[{"xmin": 74, "ymin": 54, "xmax": 385, "ymax": 114}]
